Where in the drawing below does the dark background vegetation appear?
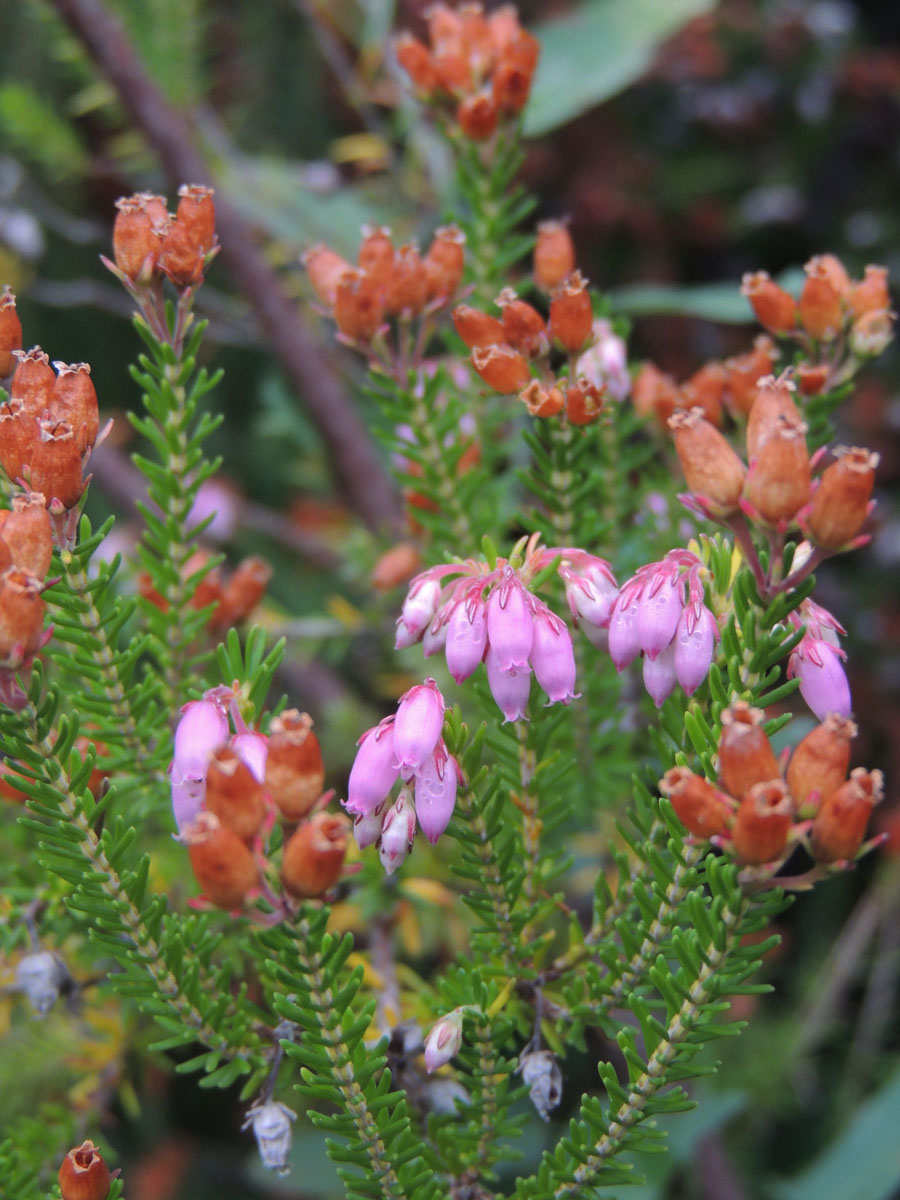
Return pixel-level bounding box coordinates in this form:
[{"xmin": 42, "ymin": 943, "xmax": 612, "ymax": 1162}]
[{"xmin": 0, "ymin": 0, "xmax": 898, "ymax": 1197}]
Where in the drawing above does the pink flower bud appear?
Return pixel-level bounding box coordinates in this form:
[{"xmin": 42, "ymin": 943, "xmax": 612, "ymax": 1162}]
[
  {"xmin": 789, "ymin": 638, "xmax": 852, "ymax": 722},
  {"xmin": 642, "ymin": 638, "xmax": 678, "ymax": 707},
  {"xmin": 560, "ymin": 553, "xmax": 618, "ymax": 632},
  {"xmin": 346, "ymin": 718, "xmax": 399, "ymax": 815},
  {"xmin": 173, "ymin": 699, "xmax": 229, "ymax": 777},
  {"xmin": 379, "ymin": 791, "xmax": 416, "ymax": 874},
  {"xmin": 607, "ymin": 585, "xmax": 643, "ymax": 671},
  {"xmin": 395, "ymin": 575, "xmax": 442, "ymax": 648},
  {"xmin": 636, "ymin": 572, "xmax": 683, "ymax": 660},
  {"xmin": 486, "ymin": 570, "xmax": 534, "ymax": 671},
  {"xmin": 231, "ymin": 731, "xmax": 268, "ymax": 782},
  {"xmin": 485, "ymin": 645, "xmax": 531, "ymax": 722},
  {"xmin": 531, "ymin": 607, "xmax": 577, "ymax": 704},
  {"xmin": 673, "ymin": 604, "xmax": 718, "ymax": 696},
  {"xmin": 394, "ymin": 678, "xmax": 445, "ymax": 772},
  {"xmin": 353, "ymin": 801, "xmax": 386, "ymax": 849},
  {"xmin": 424, "ymin": 1009, "xmax": 463, "ymax": 1073},
  {"xmin": 414, "ymin": 742, "xmax": 458, "ymax": 844},
  {"xmin": 445, "ymin": 594, "xmax": 488, "ymax": 683},
  {"xmin": 422, "ymin": 616, "xmax": 449, "ymax": 658}
]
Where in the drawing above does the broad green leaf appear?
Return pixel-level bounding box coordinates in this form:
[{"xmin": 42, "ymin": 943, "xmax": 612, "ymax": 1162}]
[
  {"xmin": 608, "ymin": 269, "xmax": 806, "ymax": 324},
  {"xmin": 524, "ymin": 0, "xmax": 716, "ymax": 136},
  {"xmin": 769, "ymin": 1068, "xmax": 900, "ymax": 1200}
]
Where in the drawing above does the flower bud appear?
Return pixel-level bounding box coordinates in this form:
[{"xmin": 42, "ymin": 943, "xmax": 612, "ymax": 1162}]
[
  {"xmin": 333, "ymin": 268, "xmax": 384, "ymax": 342},
  {"xmin": 396, "ymin": 574, "xmax": 442, "ymax": 647},
  {"xmin": 849, "ymin": 308, "xmax": 894, "ymax": 357},
  {"xmin": 2, "ymin": 494, "xmax": 53, "ymax": 578},
  {"xmin": 385, "ymin": 244, "xmax": 429, "ymax": 317},
  {"xmin": 445, "ymin": 593, "xmax": 488, "ymax": 683},
  {"xmin": 723, "ymin": 336, "xmax": 776, "ymax": 417},
  {"xmin": 395, "ymin": 32, "xmax": 440, "ymax": 91},
  {"xmin": 680, "ymin": 361, "xmax": 727, "ymax": 427},
  {"xmin": 811, "ymin": 768, "xmax": 883, "ymax": 862},
  {"xmin": 744, "ymin": 415, "xmax": 811, "ymax": 527},
  {"xmin": 58, "ymin": 1140, "xmax": 111, "ymax": 1200},
  {"xmin": 798, "ymin": 257, "xmax": 844, "ymax": 341},
  {"xmin": 452, "ymin": 304, "xmax": 506, "ymax": 349},
  {"xmin": 607, "ymin": 585, "xmax": 642, "ymax": 671},
  {"xmin": 549, "ymin": 271, "xmax": 593, "ymax": 352},
  {"xmin": 497, "ymin": 289, "xmax": 548, "ymax": 356},
  {"xmin": 49, "ymin": 363, "xmax": 100, "ymax": 454},
  {"xmin": 560, "ymin": 553, "xmax": 618, "ymax": 635},
  {"xmin": 786, "ymin": 713, "xmax": 857, "ymax": 813},
  {"xmin": 11, "ymin": 346, "xmax": 54, "ymax": 418},
  {"xmin": 519, "ymin": 380, "xmax": 565, "ymax": 418},
  {"xmin": 565, "ymin": 378, "xmax": 605, "ymax": 425},
  {"xmin": 281, "ymin": 810, "xmax": 350, "ymax": 897},
  {"xmin": 457, "ymin": 91, "xmax": 499, "ymax": 140},
  {"xmin": 243, "ymin": 1101, "xmax": 297, "ymax": 1176},
  {"xmin": 379, "ymin": 790, "xmax": 416, "ymax": 874},
  {"xmin": 0, "ymin": 287, "xmax": 22, "ymax": 378},
  {"xmin": 303, "ymin": 244, "xmax": 352, "ymax": 308},
  {"xmin": 265, "ymin": 709, "xmax": 325, "ymax": 820},
  {"xmin": 185, "ymin": 811, "xmax": 259, "ymax": 909},
  {"xmin": 0, "ymin": 567, "xmax": 46, "ymax": 667},
  {"xmin": 414, "ymin": 742, "xmax": 459, "ymax": 843},
  {"xmin": 849, "ymin": 264, "xmax": 890, "ymax": 318},
  {"xmin": 176, "ymin": 183, "xmax": 216, "ymax": 255},
  {"xmin": 353, "ymin": 801, "xmax": 386, "ymax": 850},
  {"xmin": 27, "ymin": 419, "xmax": 85, "ymax": 510},
  {"xmin": 669, "ymin": 408, "xmax": 746, "ymax": 517},
  {"xmin": 660, "ymin": 767, "xmax": 732, "ymax": 837},
  {"xmin": 741, "ymin": 271, "xmax": 796, "ymax": 333},
  {"xmin": 346, "ymin": 718, "xmax": 399, "ymax": 816},
  {"xmin": 534, "ymin": 221, "xmax": 575, "ymax": 291},
  {"xmin": 806, "ymin": 446, "xmax": 878, "ymax": 549},
  {"xmin": 471, "ymin": 344, "xmax": 531, "ymax": 393},
  {"xmin": 205, "ymin": 746, "xmax": 267, "ymax": 842},
  {"xmin": 424, "ymin": 1010, "xmax": 464, "ymax": 1073},
  {"xmin": 745, "ymin": 374, "xmax": 801, "ymax": 460},
  {"xmin": 0, "ymin": 398, "xmax": 39, "ymax": 483},
  {"xmin": 673, "ymin": 603, "xmax": 717, "ymax": 696},
  {"xmin": 531, "ymin": 607, "xmax": 577, "ymax": 704},
  {"xmin": 642, "ymin": 637, "xmax": 678, "ymax": 707},
  {"xmin": 487, "ymin": 572, "xmax": 534, "ymax": 671},
  {"xmin": 732, "ymin": 780, "xmax": 793, "ymax": 864},
  {"xmin": 424, "ymin": 225, "xmax": 466, "ymax": 301},
  {"xmin": 394, "ymin": 678, "xmax": 445, "ymax": 772},
  {"xmin": 484, "ymin": 642, "xmax": 531, "ymax": 724},
  {"xmin": 789, "ymin": 638, "xmax": 851, "ymax": 722},
  {"xmin": 358, "ymin": 226, "xmax": 395, "ymax": 285},
  {"xmin": 718, "ymin": 702, "xmax": 780, "ymax": 799},
  {"xmin": 113, "ymin": 195, "xmax": 160, "ymax": 282}
]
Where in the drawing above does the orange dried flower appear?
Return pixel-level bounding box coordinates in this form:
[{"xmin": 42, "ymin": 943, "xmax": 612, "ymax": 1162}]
[
  {"xmin": 732, "ymin": 780, "xmax": 793, "ymax": 865},
  {"xmin": 565, "ymin": 378, "xmax": 605, "ymax": 425},
  {"xmin": 668, "ymin": 408, "xmax": 746, "ymax": 516},
  {"xmin": 534, "ymin": 221, "xmax": 575, "ymax": 291},
  {"xmin": 549, "ymin": 271, "xmax": 593, "ymax": 352},
  {"xmin": 1, "ymin": 494, "xmax": 53, "ymax": 578},
  {"xmin": 471, "ymin": 344, "xmax": 531, "ymax": 392},
  {"xmin": 0, "ymin": 398, "xmax": 39, "ymax": 483},
  {"xmin": 796, "ymin": 363, "xmax": 829, "ymax": 395},
  {"xmin": 0, "ymin": 287, "xmax": 22, "ymax": 378},
  {"xmin": 745, "ymin": 374, "xmax": 801, "ymax": 460},
  {"xmin": 10, "ymin": 347, "xmax": 54, "ymax": 418},
  {"xmin": 58, "ymin": 1140, "xmax": 111, "ymax": 1200},
  {"xmin": 742, "ymin": 271, "xmax": 797, "ymax": 334},
  {"xmin": 806, "ymin": 445, "xmax": 878, "ymax": 549},
  {"xmin": 333, "ymin": 268, "xmax": 385, "ymax": 342},
  {"xmin": 723, "ymin": 336, "xmax": 776, "ymax": 418},
  {"xmin": 266, "ymin": 709, "xmax": 326, "ymax": 821},
  {"xmin": 744, "ymin": 415, "xmax": 811, "ymax": 527},
  {"xmin": 357, "ymin": 225, "xmax": 395, "ymax": 290},
  {"xmin": 385, "ymin": 244, "xmax": 429, "ymax": 317},
  {"xmin": 799, "ymin": 257, "xmax": 844, "ymax": 341},
  {"xmin": 27, "ymin": 419, "xmax": 85, "ymax": 510},
  {"xmin": 186, "ymin": 811, "xmax": 259, "ymax": 909},
  {"xmin": 457, "ymin": 91, "xmax": 499, "ymax": 140},
  {"xmin": 518, "ymin": 380, "xmax": 564, "ymax": 418},
  {"xmin": 849, "ymin": 309, "xmax": 894, "ymax": 357},
  {"xmin": 849, "ymin": 265, "xmax": 890, "ymax": 318},
  {"xmin": 633, "ymin": 362, "xmax": 680, "ymax": 426},
  {"xmin": 786, "ymin": 714, "xmax": 857, "ymax": 814},
  {"xmin": 424, "ymin": 225, "xmax": 466, "ymax": 301},
  {"xmin": 811, "ymin": 768, "xmax": 883, "ymax": 862},
  {"xmin": 497, "ymin": 289, "xmax": 548, "ymax": 356},
  {"xmin": 281, "ymin": 810, "xmax": 350, "ymax": 898},
  {"xmin": 718, "ymin": 702, "xmax": 780, "ymax": 799},
  {"xmin": 0, "ymin": 567, "xmax": 46, "ymax": 667},
  {"xmin": 679, "ymin": 361, "xmax": 727, "ymax": 427},
  {"xmin": 303, "ymin": 244, "xmax": 353, "ymax": 308},
  {"xmin": 176, "ymin": 183, "xmax": 216, "ymax": 255},
  {"xmin": 395, "ymin": 32, "xmax": 440, "ymax": 92},
  {"xmin": 205, "ymin": 746, "xmax": 267, "ymax": 842},
  {"xmin": 372, "ymin": 543, "xmax": 422, "ymax": 590},
  {"xmin": 453, "ymin": 304, "xmax": 505, "ymax": 349},
  {"xmin": 158, "ymin": 219, "xmax": 206, "ymax": 288},
  {"xmin": 112, "ymin": 196, "xmax": 160, "ymax": 282},
  {"xmin": 213, "ymin": 556, "xmax": 272, "ymax": 631},
  {"xmin": 660, "ymin": 766, "xmax": 733, "ymax": 836},
  {"xmin": 49, "ymin": 363, "xmax": 99, "ymax": 453}
]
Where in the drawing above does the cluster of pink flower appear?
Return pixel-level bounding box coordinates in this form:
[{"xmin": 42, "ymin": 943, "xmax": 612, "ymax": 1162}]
[
  {"xmin": 345, "ymin": 679, "xmax": 459, "ymax": 872},
  {"xmin": 607, "ymin": 549, "xmax": 719, "ymax": 707},
  {"xmin": 395, "ymin": 539, "xmax": 620, "ymax": 721},
  {"xmin": 170, "ymin": 689, "xmax": 349, "ymax": 910}
]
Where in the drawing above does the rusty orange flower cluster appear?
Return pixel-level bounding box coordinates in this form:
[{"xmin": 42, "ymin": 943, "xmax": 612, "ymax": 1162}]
[
  {"xmin": 304, "ymin": 224, "xmax": 466, "ymax": 348},
  {"xmin": 111, "ymin": 185, "xmax": 217, "ymax": 289},
  {"xmin": 0, "ymin": 348, "xmax": 102, "ymax": 515},
  {"xmin": 395, "ymin": 2, "xmax": 539, "ymax": 141},
  {"xmin": 660, "ymin": 704, "xmax": 882, "ymax": 869},
  {"xmin": 670, "ymin": 372, "xmax": 878, "ymax": 548},
  {"xmin": 741, "ymin": 254, "xmax": 893, "ymax": 373}
]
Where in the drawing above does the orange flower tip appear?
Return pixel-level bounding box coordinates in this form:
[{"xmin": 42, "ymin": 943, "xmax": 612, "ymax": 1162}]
[
  {"xmin": 470, "ymin": 343, "xmax": 531, "ymax": 392},
  {"xmin": 741, "ymin": 270, "xmax": 797, "ymax": 333},
  {"xmin": 58, "ymin": 1140, "xmax": 111, "ymax": 1200},
  {"xmin": 534, "ymin": 220, "xmax": 576, "ymax": 291}
]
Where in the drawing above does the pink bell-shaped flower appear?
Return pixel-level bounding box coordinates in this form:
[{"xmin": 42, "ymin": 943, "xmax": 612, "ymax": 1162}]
[
  {"xmin": 485, "ymin": 645, "xmax": 532, "ymax": 723},
  {"xmin": 531, "ymin": 607, "xmax": 577, "ymax": 704},
  {"xmin": 379, "ymin": 790, "xmax": 417, "ymax": 875},
  {"xmin": 673, "ymin": 604, "xmax": 718, "ymax": 696},
  {"xmin": 643, "ymin": 638, "xmax": 678, "ymax": 707},
  {"xmin": 445, "ymin": 592, "xmax": 488, "ymax": 684},
  {"xmin": 345, "ymin": 718, "xmax": 399, "ymax": 816},
  {"xmin": 424, "ymin": 1009, "xmax": 464, "ymax": 1073},
  {"xmin": 486, "ymin": 569, "xmax": 534, "ymax": 671},
  {"xmin": 394, "ymin": 678, "xmax": 445, "ymax": 773},
  {"xmin": 414, "ymin": 742, "xmax": 459, "ymax": 844},
  {"xmin": 395, "ymin": 574, "xmax": 442, "ymax": 649}
]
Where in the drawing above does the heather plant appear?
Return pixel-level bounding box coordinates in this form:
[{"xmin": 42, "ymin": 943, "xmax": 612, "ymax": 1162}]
[{"xmin": 0, "ymin": 5, "xmax": 894, "ymax": 1200}]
